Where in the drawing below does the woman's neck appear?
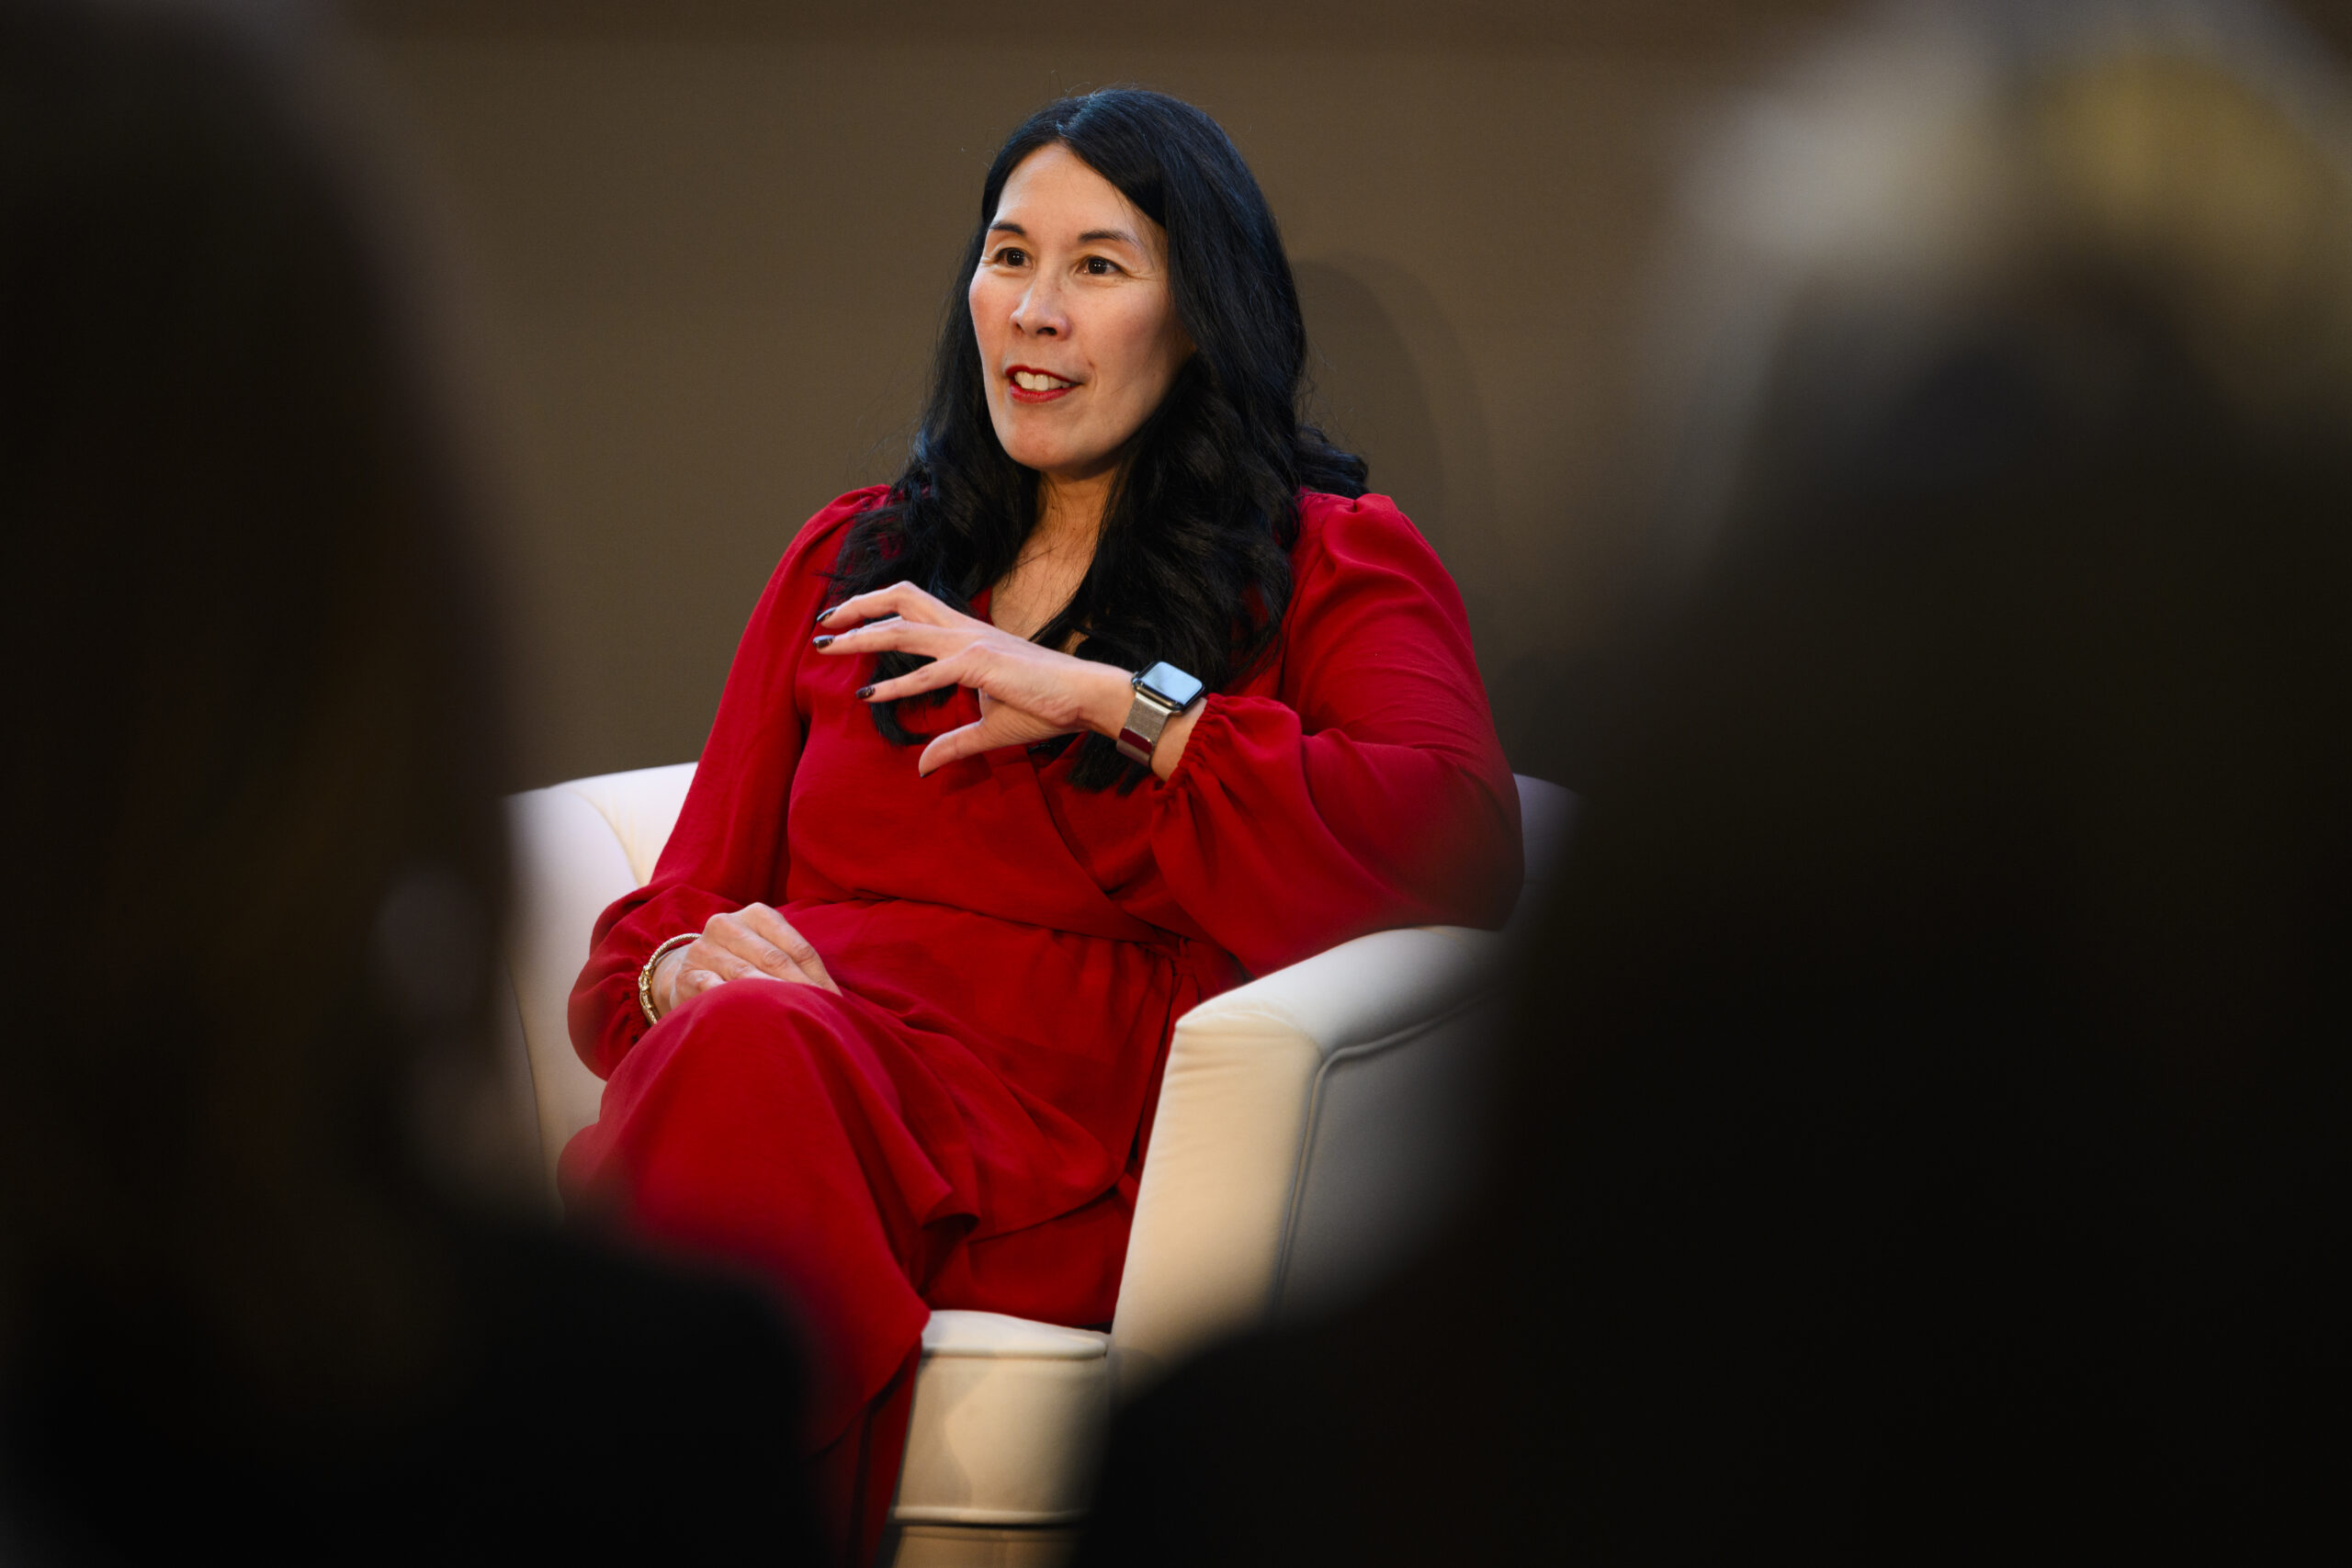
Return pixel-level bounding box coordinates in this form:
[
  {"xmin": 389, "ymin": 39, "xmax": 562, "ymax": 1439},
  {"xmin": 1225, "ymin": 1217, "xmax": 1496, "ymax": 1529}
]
[
  {"xmin": 1035, "ymin": 468, "xmax": 1112, "ymax": 552},
  {"xmin": 993, "ymin": 469, "xmax": 1110, "ymax": 643}
]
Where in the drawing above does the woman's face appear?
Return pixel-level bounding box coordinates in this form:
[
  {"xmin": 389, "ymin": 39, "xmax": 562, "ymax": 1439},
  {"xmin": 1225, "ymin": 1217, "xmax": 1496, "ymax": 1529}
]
[{"xmin": 968, "ymin": 144, "xmax": 1193, "ymax": 487}]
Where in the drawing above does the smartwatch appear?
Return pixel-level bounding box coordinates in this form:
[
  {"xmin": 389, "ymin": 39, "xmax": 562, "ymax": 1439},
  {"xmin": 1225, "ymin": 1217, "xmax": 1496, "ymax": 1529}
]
[{"xmin": 1115, "ymin": 660, "xmax": 1205, "ymax": 766}]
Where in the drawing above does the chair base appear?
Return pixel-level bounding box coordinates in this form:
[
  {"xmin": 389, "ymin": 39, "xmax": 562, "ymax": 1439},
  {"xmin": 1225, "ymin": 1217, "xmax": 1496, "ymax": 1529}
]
[{"xmin": 886, "ymin": 1522, "xmax": 1080, "ymax": 1568}]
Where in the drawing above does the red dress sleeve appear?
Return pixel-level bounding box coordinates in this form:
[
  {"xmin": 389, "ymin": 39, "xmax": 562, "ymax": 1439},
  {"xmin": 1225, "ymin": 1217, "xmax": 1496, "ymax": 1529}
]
[
  {"xmin": 566, "ymin": 488, "xmax": 881, "ymax": 1078},
  {"xmin": 1146, "ymin": 491, "xmax": 1522, "ymax": 976}
]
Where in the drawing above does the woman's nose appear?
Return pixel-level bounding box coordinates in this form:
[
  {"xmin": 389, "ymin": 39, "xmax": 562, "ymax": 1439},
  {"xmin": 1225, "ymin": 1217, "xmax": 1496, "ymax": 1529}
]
[{"xmin": 1012, "ymin": 277, "xmax": 1068, "ymax": 337}]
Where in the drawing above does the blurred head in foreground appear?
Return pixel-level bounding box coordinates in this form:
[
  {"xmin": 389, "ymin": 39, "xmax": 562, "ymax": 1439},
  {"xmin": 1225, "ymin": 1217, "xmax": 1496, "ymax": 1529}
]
[
  {"xmin": 0, "ymin": 6, "xmax": 821, "ymax": 1561},
  {"xmin": 1069, "ymin": 5, "xmax": 2351, "ymax": 1564},
  {"xmin": 1513, "ymin": 0, "xmax": 2352, "ymax": 1550},
  {"xmin": 0, "ymin": 0, "xmax": 510, "ymax": 1417}
]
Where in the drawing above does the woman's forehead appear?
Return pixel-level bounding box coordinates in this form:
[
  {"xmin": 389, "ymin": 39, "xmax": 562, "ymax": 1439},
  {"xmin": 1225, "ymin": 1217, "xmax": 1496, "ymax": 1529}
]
[{"xmin": 991, "ymin": 145, "xmax": 1160, "ymax": 249}]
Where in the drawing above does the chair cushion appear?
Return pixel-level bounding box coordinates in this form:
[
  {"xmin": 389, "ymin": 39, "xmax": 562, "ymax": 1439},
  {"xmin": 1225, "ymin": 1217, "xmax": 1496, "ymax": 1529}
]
[{"xmin": 896, "ymin": 1311, "xmax": 1110, "ymax": 1527}]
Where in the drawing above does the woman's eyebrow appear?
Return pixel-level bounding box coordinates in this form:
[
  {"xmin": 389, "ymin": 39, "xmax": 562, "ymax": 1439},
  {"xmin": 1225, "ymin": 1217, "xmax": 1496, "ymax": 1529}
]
[{"xmin": 987, "ymin": 220, "xmax": 1141, "ymax": 248}]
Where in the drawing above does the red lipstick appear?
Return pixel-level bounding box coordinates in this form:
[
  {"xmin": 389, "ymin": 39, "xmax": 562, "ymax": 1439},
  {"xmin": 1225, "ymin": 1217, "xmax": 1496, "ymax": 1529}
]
[{"xmin": 1005, "ymin": 364, "xmax": 1079, "ymax": 404}]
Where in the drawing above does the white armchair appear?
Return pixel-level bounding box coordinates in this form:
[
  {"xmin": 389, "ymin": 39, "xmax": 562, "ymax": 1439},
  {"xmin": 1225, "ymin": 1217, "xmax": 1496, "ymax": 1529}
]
[{"xmin": 494, "ymin": 763, "xmax": 1571, "ymax": 1566}]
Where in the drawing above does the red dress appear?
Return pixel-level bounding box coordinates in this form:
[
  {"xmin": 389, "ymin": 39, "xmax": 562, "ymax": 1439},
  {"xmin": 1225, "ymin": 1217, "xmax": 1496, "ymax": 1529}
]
[{"xmin": 562, "ymin": 486, "xmax": 1520, "ymax": 1522}]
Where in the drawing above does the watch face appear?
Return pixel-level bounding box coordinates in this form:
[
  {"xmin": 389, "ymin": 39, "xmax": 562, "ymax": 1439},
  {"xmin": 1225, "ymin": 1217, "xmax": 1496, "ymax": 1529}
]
[{"xmin": 1137, "ymin": 660, "xmax": 1204, "ymax": 708}]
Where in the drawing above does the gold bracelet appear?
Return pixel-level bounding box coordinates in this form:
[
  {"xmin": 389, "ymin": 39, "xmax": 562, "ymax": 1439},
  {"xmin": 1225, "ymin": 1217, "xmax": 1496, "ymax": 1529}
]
[{"xmin": 638, "ymin": 933, "xmax": 700, "ymax": 1028}]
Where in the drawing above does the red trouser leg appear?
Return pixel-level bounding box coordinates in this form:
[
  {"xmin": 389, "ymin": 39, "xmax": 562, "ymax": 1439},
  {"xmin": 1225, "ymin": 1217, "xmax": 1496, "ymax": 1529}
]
[
  {"xmin": 560, "ymin": 979, "xmax": 961, "ymax": 1552},
  {"xmin": 808, "ymin": 1344, "xmax": 920, "ymax": 1568}
]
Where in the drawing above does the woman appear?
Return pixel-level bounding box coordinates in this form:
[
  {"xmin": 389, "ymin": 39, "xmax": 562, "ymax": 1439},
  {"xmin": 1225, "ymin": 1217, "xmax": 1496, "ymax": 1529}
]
[
  {"xmin": 1, "ymin": 0, "xmax": 816, "ymax": 1560},
  {"xmin": 562, "ymin": 88, "xmax": 1522, "ymax": 1556}
]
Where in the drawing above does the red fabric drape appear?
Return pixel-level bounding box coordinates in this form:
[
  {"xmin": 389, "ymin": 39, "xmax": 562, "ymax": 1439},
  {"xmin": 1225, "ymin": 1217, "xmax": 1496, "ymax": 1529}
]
[{"xmin": 561, "ymin": 488, "xmax": 1521, "ymax": 1550}]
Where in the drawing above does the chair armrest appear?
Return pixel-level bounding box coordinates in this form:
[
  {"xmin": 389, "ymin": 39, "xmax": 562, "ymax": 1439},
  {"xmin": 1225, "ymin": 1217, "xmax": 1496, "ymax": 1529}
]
[
  {"xmin": 500, "ymin": 762, "xmax": 700, "ymax": 1195},
  {"xmin": 1107, "ymin": 921, "xmax": 1505, "ymax": 1397}
]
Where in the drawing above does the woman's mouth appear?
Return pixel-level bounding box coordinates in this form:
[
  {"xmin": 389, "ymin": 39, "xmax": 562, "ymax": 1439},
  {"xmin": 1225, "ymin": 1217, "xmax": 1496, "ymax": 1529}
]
[{"xmin": 1007, "ymin": 366, "xmax": 1079, "ymax": 403}]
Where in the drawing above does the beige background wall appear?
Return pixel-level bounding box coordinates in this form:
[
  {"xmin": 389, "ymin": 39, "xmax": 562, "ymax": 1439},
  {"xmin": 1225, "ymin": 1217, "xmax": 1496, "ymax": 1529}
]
[{"xmin": 336, "ymin": 0, "xmax": 2352, "ymax": 790}]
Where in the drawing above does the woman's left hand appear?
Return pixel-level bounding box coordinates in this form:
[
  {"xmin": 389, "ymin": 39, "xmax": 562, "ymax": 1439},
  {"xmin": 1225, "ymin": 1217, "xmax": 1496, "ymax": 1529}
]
[{"xmin": 813, "ymin": 581, "xmax": 1138, "ymax": 776}]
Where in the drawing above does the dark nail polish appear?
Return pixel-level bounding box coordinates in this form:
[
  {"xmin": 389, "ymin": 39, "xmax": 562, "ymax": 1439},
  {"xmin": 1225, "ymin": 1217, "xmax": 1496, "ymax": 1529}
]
[
  {"xmin": 812, "ymin": 634, "xmax": 833, "ymax": 649},
  {"xmin": 855, "ymin": 684, "xmax": 875, "ymax": 699},
  {"xmin": 815, "ymin": 606, "xmax": 834, "ymax": 623}
]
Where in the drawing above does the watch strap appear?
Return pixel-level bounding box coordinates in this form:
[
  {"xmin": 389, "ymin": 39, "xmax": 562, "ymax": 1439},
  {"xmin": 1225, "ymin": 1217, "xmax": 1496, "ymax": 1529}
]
[
  {"xmin": 1116, "ymin": 661, "xmax": 1204, "ymax": 766},
  {"xmin": 1116, "ymin": 683, "xmax": 1182, "ymax": 766}
]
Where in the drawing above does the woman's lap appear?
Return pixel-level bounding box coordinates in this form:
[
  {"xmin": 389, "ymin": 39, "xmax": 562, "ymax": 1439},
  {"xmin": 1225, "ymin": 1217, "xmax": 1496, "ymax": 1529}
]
[{"xmin": 559, "ymin": 976, "xmax": 1133, "ymax": 1443}]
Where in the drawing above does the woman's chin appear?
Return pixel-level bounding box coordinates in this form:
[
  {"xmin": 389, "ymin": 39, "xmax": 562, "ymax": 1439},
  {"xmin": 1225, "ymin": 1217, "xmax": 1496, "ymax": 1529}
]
[{"xmin": 1006, "ymin": 444, "xmax": 1120, "ymax": 487}]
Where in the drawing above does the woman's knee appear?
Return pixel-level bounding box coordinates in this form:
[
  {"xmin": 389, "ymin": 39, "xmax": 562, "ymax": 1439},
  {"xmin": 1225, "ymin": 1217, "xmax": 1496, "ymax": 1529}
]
[
  {"xmin": 658, "ymin": 977, "xmax": 865, "ymax": 1081},
  {"xmin": 673, "ymin": 972, "xmax": 833, "ymax": 1027}
]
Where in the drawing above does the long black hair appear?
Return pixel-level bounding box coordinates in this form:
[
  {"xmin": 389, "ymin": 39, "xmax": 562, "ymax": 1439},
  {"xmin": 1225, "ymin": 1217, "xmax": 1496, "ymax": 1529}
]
[{"xmin": 831, "ymin": 87, "xmax": 1366, "ymax": 790}]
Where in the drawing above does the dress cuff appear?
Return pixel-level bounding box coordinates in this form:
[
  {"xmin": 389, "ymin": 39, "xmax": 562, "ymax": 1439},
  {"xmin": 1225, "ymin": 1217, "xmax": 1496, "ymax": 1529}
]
[{"xmin": 1148, "ymin": 694, "xmax": 1236, "ymax": 802}]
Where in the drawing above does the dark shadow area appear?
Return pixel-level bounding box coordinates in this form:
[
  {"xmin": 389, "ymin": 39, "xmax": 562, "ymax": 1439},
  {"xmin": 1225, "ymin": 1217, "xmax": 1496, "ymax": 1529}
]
[
  {"xmin": 1075, "ymin": 3, "xmax": 2352, "ymax": 1560},
  {"xmin": 1295, "ymin": 258, "xmax": 1452, "ymax": 555},
  {"xmin": 0, "ymin": 5, "xmax": 820, "ymax": 1559},
  {"xmin": 1295, "ymin": 254, "xmax": 1515, "ymax": 728}
]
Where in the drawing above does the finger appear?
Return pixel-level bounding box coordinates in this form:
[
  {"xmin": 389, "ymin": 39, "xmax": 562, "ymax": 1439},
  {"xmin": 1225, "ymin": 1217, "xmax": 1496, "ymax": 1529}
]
[
  {"xmin": 707, "ymin": 907, "xmax": 795, "ymax": 976},
  {"xmin": 706, "ymin": 941, "xmax": 802, "ymax": 986},
  {"xmin": 737, "ymin": 904, "xmax": 840, "ymax": 994},
  {"xmin": 814, "ymin": 618, "xmax": 978, "ymax": 660},
  {"xmin": 699, "ymin": 925, "xmax": 811, "ymax": 987},
  {"xmin": 857, "ymin": 647, "xmax": 986, "ymax": 705},
  {"xmin": 917, "ymin": 712, "xmax": 1046, "ymax": 777},
  {"xmin": 810, "ymin": 613, "xmax": 897, "ymax": 651},
  {"xmin": 816, "ymin": 581, "xmax": 964, "ymax": 630},
  {"xmin": 687, "ymin": 916, "xmax": 784, "ymax": 983},
  {"xmin": 673, "ymin": 965, "xmax": 726, "ymax": 1003},
  {"xmin": 820, "ymin": 580, "xmax": 932, "ymax": 626}
]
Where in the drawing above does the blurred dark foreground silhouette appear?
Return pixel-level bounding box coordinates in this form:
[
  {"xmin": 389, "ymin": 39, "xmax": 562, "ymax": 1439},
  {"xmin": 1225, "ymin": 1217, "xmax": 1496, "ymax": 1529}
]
[
  {"xmin": 0, "ymin": 2, "xmax": 817, "ymax": 1559},
  {"xmin": 1077, "ymin": 2, "xmax": 2352, "ymax": 1560}
]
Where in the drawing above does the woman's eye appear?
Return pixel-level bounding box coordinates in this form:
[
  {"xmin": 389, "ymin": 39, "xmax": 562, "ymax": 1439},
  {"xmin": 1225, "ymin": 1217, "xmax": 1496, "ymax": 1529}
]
[
  {"xmin": 993, "ymin": 246, "xmax": 1027, "ymax": 267},
  {"xmin": 1082, "ymin": 255, "xmax": 1120, "ymax": 276}
]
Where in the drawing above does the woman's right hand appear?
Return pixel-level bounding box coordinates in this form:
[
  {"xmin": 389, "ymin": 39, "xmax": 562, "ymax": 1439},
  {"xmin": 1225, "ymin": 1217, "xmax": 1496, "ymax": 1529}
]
[{"xmin": 651, "ymin": 902, "xmax": 839, "ymax": 1018}]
